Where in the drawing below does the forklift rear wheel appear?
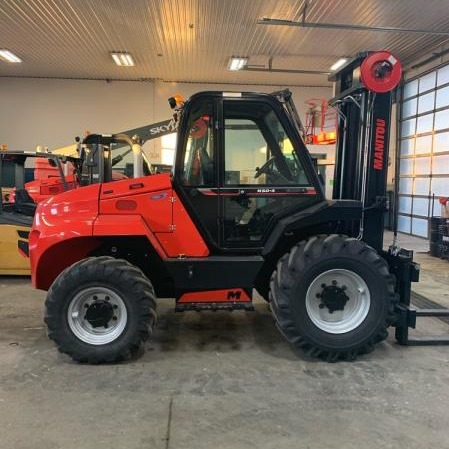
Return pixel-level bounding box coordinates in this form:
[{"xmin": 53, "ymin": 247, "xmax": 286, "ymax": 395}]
[
  {"xmin": 270, "ymin": 234, "xmax": 397, "ymax": 362},
  {"xmin": 45, "ymin": 256, "xmax": 157, "ymax": 363}
]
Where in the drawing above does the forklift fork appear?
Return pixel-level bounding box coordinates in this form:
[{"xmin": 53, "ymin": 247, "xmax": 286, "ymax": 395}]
[{"xmin": 385, "ymin": 248, "xmax": 449, "ymax": 345}]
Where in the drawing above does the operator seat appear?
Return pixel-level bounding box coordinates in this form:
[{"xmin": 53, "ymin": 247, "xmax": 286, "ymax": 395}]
[{"xmin": 14, "ymin": 189, "xmax": 37, "ymax": 216}]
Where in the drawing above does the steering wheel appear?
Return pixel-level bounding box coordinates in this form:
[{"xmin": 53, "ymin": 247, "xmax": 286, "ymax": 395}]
[{"xmin": 254, "ymin": 156, "xmax": 276, "ymax": 179}]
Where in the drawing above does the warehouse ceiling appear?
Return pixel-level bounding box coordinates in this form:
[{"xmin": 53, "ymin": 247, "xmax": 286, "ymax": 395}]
[{"xmin": 0, "ymin": 0, "xmax": 449, "ymax": 86}]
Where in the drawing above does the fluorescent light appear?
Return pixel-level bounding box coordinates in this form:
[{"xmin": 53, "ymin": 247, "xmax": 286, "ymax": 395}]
[
  {"xmin": 0, "ymin": 49, "xmax": 22, "ymax": 63},
  {"xmin": 330, "ymin": 58, "xmax": 348, "ymax": 71},
  {"xmin": 228, "ymin": 57, "xmax": 248, "ymax": 71},
  {"xmin": 111, "ymin": 52, "xmax": 135, "ymax": 66}
]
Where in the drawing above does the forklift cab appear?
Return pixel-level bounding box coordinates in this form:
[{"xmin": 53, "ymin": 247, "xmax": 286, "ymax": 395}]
[{"xmin": 173, "ymin": 91, "xmax": 324, "ymax": 250}]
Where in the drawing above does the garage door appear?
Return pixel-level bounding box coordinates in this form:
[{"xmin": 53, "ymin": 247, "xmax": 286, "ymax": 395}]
[{"xmin": 399, "ymin": 64, "xmax": 449, "ymax": 238}]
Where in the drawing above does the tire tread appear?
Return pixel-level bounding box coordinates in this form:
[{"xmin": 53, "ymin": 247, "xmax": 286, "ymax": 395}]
[
  {"xmin": 45, "ymin": 256, "xmax": 157, "ymax": 364},
  {"xmin": 270, "ymin": 234, "xmax": 398, "ymax": 362}
]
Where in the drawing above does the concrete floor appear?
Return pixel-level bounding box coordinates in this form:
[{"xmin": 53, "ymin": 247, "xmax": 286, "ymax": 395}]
[{"xmin": 1, "ymin": 234, "xmax": 449, "ymax": 449}]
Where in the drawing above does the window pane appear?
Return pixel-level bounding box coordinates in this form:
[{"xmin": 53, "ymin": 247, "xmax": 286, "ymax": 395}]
[
  {"xmin": 415, "ymin": 135, "xmax": 432, "ymax": 154},
  {"xmin": 399, "ymin": 177, "xmax": 413, "ymax": 193},
  {"xmin": 399, "ymin": 196, "xmax": 412, "ymax": 213},
  {"xmin": 413, "ymin": 197, "xmax": 429, "ymax": 216},
  {"xmin": 402, "ymin": 98, "xmax": 417, "ymax": 118},
  {"xmin": 401, "ymin": 118, "xmax": 416, "ymax": 137},
  {"xmin": 414, "ymin": 177, "xmax": 430, "ymax": 195},
  {"xmin": 224, "ymin": 101, "xmax": 311, "ymax": 186},
  {"xmin": 436, "ymin": 86, "xmax": 449, "ymax": 109},
  {"xmin": 412, "ymin": 218, "xmax": 428, "ymax": 237},
  {"xmin": 417, "ymin": 92, "xmax": 435, "ymax": 113},
  {"xmin": 404, "ymin": 80, "xmax": 418, "ymax": 99},
  {"xmin": 433, "ymin": 132, "xmax": 449, "ymax": 153},
  {"xmin": 223, "ymin": 195, "xmax": 314, "ymax": 244},
  {"xmin": 224, "ymin": 119, "xmax": 267, "ymax": 184},
  {"xmin": 431, "ymin": 177, "xmax": 449, "ymax": 196},
  {"xmin": 414, "ymin": 157, "xmax": 431, "ymax": 175},
  {"xmin": 400, "ymin": 158, "xmax": 414, "ymax": 175},
  {"xmin": 398, "ymin": 214, "xmax": 411, "ymax": 233},
  {"xmin": 433, "ymin": 200, "xmax": 442, "ymax": 216},
  {"xmin": 434, "ymin": 108, "xmax": 449, "ymax": 131},
  {"xmin": 437, "ymin": 65, "xmax": 449, "ymax": 86},
  {"xmin": 181, "ymin": 101, "xmax": 215, "ymax": 186},
  {"xmin": 400, "ymin": 138, "xmax": 414, "ymax": 156},
  {"xmin": 416, "ymin": 113, "xmax": 433, "ymax": 134},
  {"xmin": 432, "ymin": 154, "xmax": 449, "ymax": 174},
  {"xmin": 419, "ymin": 72, "xmax": 436, "ymax": 93}
]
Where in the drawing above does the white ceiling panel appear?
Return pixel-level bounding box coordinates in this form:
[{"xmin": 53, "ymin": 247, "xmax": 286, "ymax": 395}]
[{"xmin": 0, "ymin": 0, "xmax": 448, "ymax": 86}]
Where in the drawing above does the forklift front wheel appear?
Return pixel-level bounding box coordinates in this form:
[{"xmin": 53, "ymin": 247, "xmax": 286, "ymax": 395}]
[{"xmin": 270, "ymin": 234, "xmax": 397, "ymax": 362}]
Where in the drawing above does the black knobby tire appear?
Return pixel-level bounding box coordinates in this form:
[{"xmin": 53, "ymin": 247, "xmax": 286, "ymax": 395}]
[
  {"xmin": 270, "ymin": 235, "xmax": 397, "ymax": 362},
  {"xmin": 45, "ymin": 256, "xmax": 157, "ymax": 363}
]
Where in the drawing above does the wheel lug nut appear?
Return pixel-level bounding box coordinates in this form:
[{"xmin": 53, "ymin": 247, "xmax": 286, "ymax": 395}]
[
  {"xmin": 332, "ymin": 280, "xmax": 337, "ymax": 285},
  {"xmin": 105, "ymin": 296, "xmax": 110, "ymax": 301},
  {"xmin": 319, "ymin": 303, "xmax": 325, "ymax": 309},
  {"xmin": 112, "ymin": 316, "xmax": 117, "ymax": 321},
  {"xmin": 321, "ymin": 283, "xmax": 326, "ymax": 288},
  {"xmin": 93, "ymin": 295, "xmax": 98, "ymax": 300},
  {"xmin": 84, "ymin": 303, "xmax": 89, "ymax": 308},
  {"xmin": 341, "ymin": 285, "xmax": 347, "ymax": 291},
  {"xmin": 113, "ymin": 305, "xmax": 118, "ymax": 309},
  {"xmin": 316, "ymin": 293, "xmax": 321, "ymax": 298},
  {"xmin": 104, "ymin": 324, "xmax": 108, "ymax": 329}
]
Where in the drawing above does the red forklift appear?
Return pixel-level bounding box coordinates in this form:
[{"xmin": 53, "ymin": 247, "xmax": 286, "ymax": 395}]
[{"xmin": 29, "ymin": 51, "xmax": 447, "ymax": 363}]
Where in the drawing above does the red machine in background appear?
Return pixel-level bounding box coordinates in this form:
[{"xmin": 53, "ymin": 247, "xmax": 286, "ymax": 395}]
[
  {"xmin": 8, "ymin": 117, "xmax": 178, "ymax": 205},
  {"xmin": 304, "ymin": 98, "xmax": 337, "ymax": 145},
  {"xmin": 8, "ymin": 157, "xmax": 78, "ymax": 204}
]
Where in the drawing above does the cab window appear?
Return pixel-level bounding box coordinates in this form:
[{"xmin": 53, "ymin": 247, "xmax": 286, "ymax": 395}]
[{"xmin": 181, "ymin": 101, "xmax": 215, "ymax": 186}]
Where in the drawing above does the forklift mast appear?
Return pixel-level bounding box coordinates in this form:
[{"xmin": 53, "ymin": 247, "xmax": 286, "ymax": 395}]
[{"xmin": 329, "ymin": 51, "xmax": 402, "ymax": 252}]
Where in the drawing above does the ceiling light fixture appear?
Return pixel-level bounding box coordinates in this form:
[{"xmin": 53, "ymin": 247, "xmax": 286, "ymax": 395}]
[
  {"xmin": 228, "ymin": 57, "xmax": 248, "ymax": 71},
  {"xmin": 0, "ymin": 49, "xmax": 22, "ymax": 63},
  {"xmin": 330, "ymin": 58, "xmax": 348, "ymax": 71},
  {"xmin": 111, "ymin": 52, "xmax": 135, "ymax": 67}
]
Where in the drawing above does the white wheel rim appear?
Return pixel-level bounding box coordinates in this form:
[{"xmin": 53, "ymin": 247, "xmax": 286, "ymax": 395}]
[
  {"xmin": 305, "ymin": 269, "xmax": 371, "ymax": 334},
  {"xmin": 67, "ymin": 287, "xmax": 127, "ymax": 345}
]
